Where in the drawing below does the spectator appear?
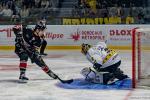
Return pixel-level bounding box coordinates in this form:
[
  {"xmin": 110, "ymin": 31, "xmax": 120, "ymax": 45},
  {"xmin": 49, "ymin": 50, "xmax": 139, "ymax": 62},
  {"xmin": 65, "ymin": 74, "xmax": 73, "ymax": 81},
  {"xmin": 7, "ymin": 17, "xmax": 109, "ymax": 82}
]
[
  {"xmin": 41, "ymin": 0, "xmax": 50, "ymax": 8},
  {"xmin": 129, "ymin": 5, "xmax": 138, "ymax": 17},
  {"xmin": 87, "ymin": 0, "xmax": 97, "ymax": 14},
  {"xmin": 37, "ymin": 17, "xmax": 48, "ymax": 56},
  {"xmin": 35, "ymin": 0, "xmax": 41, "ymax": 8},
  {"xmin": 10, "ymin": 0, "xmax": 20, "ymax": 22},
  {"xmin": 0, "ymin": 5, "xmax": 12, "ymax": 17},
  {"xmin": 49, "ymin": 0, "xmax": 54, "ymax": 8},
  {"xmin": 136, "ymin": 12, "xmax": 145, "ymax": 24},
  {"xmin": 109, "ymin": 4, "xmax": 118, "ymax": 17},
  {"xmin": 11, "ymin": 7, "xmax": 20, "ymax": 22},
  {"xmin": 72, "ymin": 5, "xmax": 80, "ymax": 17},
  {"xmin": 15, "ymin": 0, "xmax": 22, "ymax": 8},
  {"xmin": 78, "ymin": 0, "xmax": 90, "ymax": 17},
  {"xmin": 0, "ymin": 4, "xmax": 3, "ymax": 12},
  {"xmin": 20, "ymin": 5, "xmax": 30, "ymax": 18},
  {"xmin": 22, "ymin": 0, "xmax": 35, "ymax": 8},
  {"xmin": 99, "ymin": 5, "xmax": 109, "ymax": 18},
  {"xmin": 96, "ymin": 0, "xmax": 101, "ymax": 9},
  {"xmin": 117, "ymin": 6, "xmax": 124, "ymax": 17},
  {"xmin": 126, "ymin": 14, "xmax": 134, "ymax": 24},
  {"xmin": 144, "ymin": 8, "xmax": 150, "ymax": 23}
]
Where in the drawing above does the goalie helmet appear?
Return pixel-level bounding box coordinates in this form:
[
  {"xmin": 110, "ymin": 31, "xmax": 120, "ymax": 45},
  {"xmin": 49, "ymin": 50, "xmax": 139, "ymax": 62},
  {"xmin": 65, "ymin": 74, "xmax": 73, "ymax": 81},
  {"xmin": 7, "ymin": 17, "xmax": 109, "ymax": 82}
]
[
  {"xmin": 96, "ymin": 42, "xmax": 107, "ymax": 49},
  {"xmin": 81, "ymin": 43, "xmax": 91, "ymax": 55}
]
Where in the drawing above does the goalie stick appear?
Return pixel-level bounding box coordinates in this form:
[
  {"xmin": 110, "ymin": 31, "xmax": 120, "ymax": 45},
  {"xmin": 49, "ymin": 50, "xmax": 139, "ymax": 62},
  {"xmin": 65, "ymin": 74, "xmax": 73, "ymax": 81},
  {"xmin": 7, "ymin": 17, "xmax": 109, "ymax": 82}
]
[{"xmin": 104, "ymin": 33, "xmax": 109, "ymax": 44}]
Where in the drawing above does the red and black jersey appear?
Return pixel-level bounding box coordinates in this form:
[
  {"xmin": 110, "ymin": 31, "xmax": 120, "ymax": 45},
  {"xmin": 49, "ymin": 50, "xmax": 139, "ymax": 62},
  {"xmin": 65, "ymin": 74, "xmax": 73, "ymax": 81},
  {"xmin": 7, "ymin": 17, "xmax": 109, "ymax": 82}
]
[{"xmin": 22, "ymin": 27, "xmax": 42, "ymax": 48}]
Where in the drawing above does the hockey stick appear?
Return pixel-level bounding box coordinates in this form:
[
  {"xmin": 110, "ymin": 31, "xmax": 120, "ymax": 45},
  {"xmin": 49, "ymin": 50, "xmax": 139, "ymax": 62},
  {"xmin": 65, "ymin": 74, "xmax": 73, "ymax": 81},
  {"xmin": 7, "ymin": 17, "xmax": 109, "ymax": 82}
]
[
  {"xmin": 57, "ymin": 76, "xmax": 73, "ymax": 84},
  {"xmin": 21, "ymin": 42, "xmax": 73, "ymax": 84},
  {"xmin": 104, "ymin": 33, "xmax": 110, "ymax": 44},
  {"xmin": 22, "ymin": 44, "xmax": 73, "ymax": 84},
  {"xmin": 23, "ymin": 45, "xmax": 74, "ymax": 84}
]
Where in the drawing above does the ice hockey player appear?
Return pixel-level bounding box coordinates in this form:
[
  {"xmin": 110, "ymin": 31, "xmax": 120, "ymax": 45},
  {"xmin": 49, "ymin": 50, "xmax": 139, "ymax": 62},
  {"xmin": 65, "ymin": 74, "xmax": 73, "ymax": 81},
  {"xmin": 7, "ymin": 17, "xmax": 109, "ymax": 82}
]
[
  {"xmin": 37, "ymin": 17, "xmax": 48, "ymax": 56},
  {"xmin": 81, "ymin": 42, "xmax": 128, "ymax": 84},
  {"xmin": 13, "ymin": 24, "xmax": 58, "ymax": 83}
]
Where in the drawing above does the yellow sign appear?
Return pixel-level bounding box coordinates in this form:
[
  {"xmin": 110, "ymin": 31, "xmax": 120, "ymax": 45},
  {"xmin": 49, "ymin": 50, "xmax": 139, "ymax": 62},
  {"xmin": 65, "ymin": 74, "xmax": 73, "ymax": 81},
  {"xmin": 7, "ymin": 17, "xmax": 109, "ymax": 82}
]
[{"xmin": 63, "ymin": 17, "xmax": 134, "ymax": 25}]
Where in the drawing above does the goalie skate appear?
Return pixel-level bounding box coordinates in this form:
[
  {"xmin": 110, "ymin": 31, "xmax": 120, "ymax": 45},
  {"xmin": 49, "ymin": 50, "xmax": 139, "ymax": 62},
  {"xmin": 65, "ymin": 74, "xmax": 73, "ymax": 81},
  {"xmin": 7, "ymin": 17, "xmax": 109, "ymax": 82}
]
[{"xmin": 107, "ymin": 78, "xmax": 118, "ymax": 85}]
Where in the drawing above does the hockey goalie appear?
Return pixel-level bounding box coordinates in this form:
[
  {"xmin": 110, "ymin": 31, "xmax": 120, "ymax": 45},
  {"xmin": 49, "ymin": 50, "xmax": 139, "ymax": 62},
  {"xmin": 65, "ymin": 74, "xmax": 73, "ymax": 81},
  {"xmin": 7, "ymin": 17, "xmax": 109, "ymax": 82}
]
[{"xmin": 81, "ymin": 42, "xmax": 128, "ymax": 84}]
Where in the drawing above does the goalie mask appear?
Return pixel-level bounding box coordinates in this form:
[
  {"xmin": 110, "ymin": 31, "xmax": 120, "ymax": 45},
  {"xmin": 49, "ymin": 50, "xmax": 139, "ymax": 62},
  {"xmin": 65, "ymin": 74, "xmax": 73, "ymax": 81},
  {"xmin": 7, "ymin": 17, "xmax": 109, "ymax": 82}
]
[
  {"xmin": 96, "ymin": 42, "xmax": 107, "ymax": 49},
  {"xmin": 81, "ymin": 43, "xmax": 91, "ymax": 55}
]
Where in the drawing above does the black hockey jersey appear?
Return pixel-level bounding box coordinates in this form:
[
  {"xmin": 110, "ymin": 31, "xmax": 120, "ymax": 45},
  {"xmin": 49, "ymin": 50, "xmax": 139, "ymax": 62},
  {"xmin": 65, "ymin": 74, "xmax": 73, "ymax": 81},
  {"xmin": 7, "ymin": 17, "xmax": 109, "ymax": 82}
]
[
  {"xmin": 22, "ymin": 27, "xmax": 42, "ymax": 48},
  {"xmin": 13, "ymin": 25, "xmax": 42, "ymax": 54}
]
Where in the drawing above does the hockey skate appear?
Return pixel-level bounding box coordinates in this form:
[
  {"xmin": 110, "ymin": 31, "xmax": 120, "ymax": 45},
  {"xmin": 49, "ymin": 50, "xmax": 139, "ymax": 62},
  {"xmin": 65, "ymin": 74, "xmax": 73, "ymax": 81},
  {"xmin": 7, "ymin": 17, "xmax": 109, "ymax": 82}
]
[{"xmin": 19, "ymin": 75, "xmax": 29, "ymax": 83}]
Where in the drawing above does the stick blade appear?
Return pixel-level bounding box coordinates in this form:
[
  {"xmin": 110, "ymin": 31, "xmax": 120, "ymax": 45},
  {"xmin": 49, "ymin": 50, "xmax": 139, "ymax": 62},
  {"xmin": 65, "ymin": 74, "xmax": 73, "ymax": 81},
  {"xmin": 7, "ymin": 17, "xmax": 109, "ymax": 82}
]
[{"xmin": 61, "ymin": 79, "xmax": 73, "ymax": 84}]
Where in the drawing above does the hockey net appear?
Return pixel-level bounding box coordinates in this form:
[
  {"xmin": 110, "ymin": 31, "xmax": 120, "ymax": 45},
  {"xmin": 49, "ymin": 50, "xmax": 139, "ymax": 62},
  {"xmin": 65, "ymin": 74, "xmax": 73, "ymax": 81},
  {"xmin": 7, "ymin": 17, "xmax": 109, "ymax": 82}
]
[{"xmin": 132, "ymin": 28, "xmax": 150, "ymax": 88}]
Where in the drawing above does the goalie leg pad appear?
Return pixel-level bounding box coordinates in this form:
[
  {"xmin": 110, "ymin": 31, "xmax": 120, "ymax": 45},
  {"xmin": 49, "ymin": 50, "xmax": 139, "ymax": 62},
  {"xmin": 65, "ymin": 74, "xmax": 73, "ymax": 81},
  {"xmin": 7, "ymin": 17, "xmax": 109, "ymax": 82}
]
[
  {"xmin": 81, "ymin": 67, "xmax": 98, "ymax": 83},
  {"xmin": 81, "ymin": 67, "xmax": 114, "ymax": 84},
  {"xmin": 81, "ymin": 67, "xmax": 92, "ymax": 78}
]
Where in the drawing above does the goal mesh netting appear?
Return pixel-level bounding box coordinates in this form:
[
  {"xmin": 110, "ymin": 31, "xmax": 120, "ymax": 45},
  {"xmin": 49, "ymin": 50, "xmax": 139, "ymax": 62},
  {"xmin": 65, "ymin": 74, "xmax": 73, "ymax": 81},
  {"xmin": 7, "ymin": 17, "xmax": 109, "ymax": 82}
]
[{"xmin": 132, "ymin": 28, "xmax": 150, "ymax": 88}]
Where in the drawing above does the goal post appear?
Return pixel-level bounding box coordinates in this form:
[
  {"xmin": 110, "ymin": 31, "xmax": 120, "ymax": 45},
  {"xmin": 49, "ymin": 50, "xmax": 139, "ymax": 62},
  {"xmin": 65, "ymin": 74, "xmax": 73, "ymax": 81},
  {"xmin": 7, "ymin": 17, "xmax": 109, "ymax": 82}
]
[{"xmin": 132, "ymin": 27, "xmax": 150, "ymax": 88}]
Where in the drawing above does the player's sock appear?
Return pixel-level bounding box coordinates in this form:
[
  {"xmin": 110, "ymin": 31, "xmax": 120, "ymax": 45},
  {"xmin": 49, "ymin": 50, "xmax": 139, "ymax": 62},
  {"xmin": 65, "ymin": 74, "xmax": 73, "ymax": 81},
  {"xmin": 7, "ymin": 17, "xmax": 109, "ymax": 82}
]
[
  {"xmin": 19, "ymin": 61, "xmax": 27, "ymax": 75},
  {"xmin": 19, "ymin": 61, "xmax": 28, "ymax": 83},
  {"xmin": 41, "ymin": 66, "xmax": 57, "ymax": 79}
]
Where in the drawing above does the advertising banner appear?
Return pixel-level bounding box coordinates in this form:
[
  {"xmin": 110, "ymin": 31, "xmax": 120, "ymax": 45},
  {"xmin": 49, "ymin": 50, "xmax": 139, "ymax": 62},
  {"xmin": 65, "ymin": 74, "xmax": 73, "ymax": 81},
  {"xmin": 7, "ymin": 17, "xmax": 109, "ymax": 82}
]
[{"xmin": 0, "ymin": 25, "xmax": 149, "ymax": 47}]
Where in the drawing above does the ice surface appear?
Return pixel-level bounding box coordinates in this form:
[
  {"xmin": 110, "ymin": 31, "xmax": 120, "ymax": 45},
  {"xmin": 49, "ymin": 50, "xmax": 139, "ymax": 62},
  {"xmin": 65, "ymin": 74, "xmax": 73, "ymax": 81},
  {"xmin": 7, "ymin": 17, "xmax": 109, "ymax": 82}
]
[{"xmin": 0, "ymin": 50, "xmax": 150, "ymax": 100}]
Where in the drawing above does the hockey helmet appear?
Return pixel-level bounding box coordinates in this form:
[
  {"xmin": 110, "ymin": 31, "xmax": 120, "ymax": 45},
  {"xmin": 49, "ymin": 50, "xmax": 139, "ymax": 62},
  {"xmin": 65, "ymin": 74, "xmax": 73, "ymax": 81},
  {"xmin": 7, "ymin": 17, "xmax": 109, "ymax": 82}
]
[
  {"xmin": 40, "ymin": 17, "xmax": 46, "ymax": 25},
  {"xmin": 81, "ymin": 43, "xmax": 91, "ymax": 55},
  {"xmin": 34, "ymin": 21, "xmax": 46, "ymax": 31}
]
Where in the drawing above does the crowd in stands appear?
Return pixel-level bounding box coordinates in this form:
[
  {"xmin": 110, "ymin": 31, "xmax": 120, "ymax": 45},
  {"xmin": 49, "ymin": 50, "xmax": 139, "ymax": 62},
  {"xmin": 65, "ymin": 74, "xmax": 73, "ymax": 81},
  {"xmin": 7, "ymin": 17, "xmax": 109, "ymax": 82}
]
[
  {"xmin": 0, "ymin": 0, "xmax": 59, "ymax": 23},
  {"xmin": 72, "ymin": 0, "xmax": 150, "ymax": 24},
  {"xmin": 0, "ymin": 0, "xmax": 149, "ymax": 24}
]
